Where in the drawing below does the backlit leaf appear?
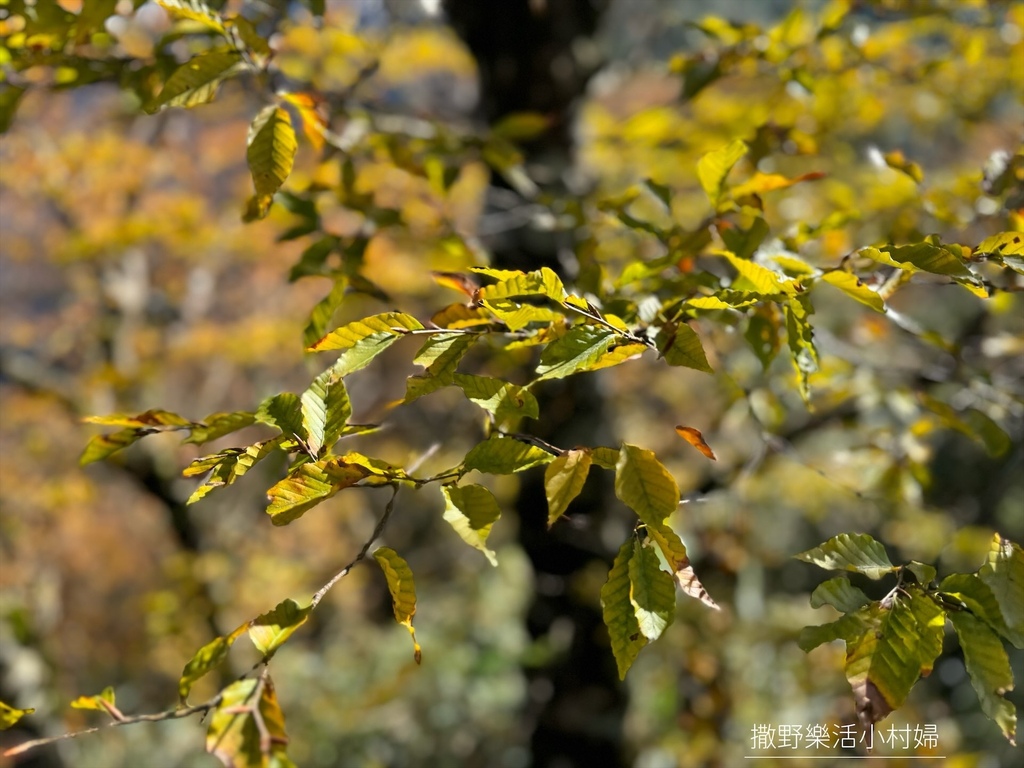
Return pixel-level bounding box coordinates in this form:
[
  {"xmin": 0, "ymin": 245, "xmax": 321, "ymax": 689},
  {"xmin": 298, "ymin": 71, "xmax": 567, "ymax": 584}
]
[
  {"xmin": 796, "ymin": 533, "xmax": 897, "ymax": 580},
  {"xmin": 454, "ymin": 374, "xmax": 539, "ymax": 428},
  {"xmin": 300, "ymin": 369, "xmax": 351, "ymax": 457},
  {"xmin": 615, "ymin": 443, "xmax": 679, "ymax": 526},
  {"xmin": 544, "ymin": 448, "xmax": 592, "ymax": 526},
  {"xmin": 697, "ymin": 139, "xmax": 748, "ymax": 207},
  {"xmin": 246, "ymin": 105, "xmax": 297, "ymax": 219},
  {"xmin": 948, "ymin": 611, "xmax": 1017, "ymax": 744},
  {"xmin": 601, "ymin": 539, "xmax": 647, "ymax": 679},
  {"xmin": 939, "ymin": 573, "xmax": 1013, "ymax": 644},
  {"xmin": 179, "ymin": 622, "xmax": 249, "ymax": 702},
  {"xmin": 70, "ymin": 686, "xmax": 116, "ymax": 712},
  {"xmin": 645, "ymin": 520, "xmax": 719, "ymax": 609},
  {"xmin": 535, "ymin": 325, "xmax": 617, "ymax": 381},
  {"xmin": 978, "ymin": 534, "xmax": 1024, "ymax": 649},
  {"xmin": 629, "ymin": 539, "xmax": 676, "ymax": 641},
  {"xmin": 248, "ymin": 598, "xmax": 311, "ymax": 658},
  {"xmin": 718, "ymin": 251, "xmax": 785, "ymax": 296},
  {"xmin": 184, "ymin": 411, "xmax": 257, "ymax": 445},
  {"xmin": 475, "ymin": 266, "xmax": 565, "ymax": 301},
  {"xmin": 145, "ymin": 50, "xmax": 243, "ymax": 113},
  {"xmin": 883, "ymin": 150, "xmax": 924, "ymax": 184},
  {"xmin": 256, "ymin": 393, "xmax": 305, "ymax": 444},
  {"xmin": 156, "ymin": 0, "xmax": 226, "ymax": 34},
  {"xmin": 308, "ymin": 312, "xmax": 424, "ymax": 376},
  {"xmin": 373, "ymin": 547, "xmax": 421, "ymax": 663},
  {"xmin": 784, "ymin": 293, "xmax": 818, "ymax": 403},
  {"xmin": 0, "ymin": 700, "xmax": 35, "ymax": 730},
  {"xmin": 80, "ymin": 428, "xmax": 145, "ymax": 465},
  {"xmin": 809, "ymin": 577, "xmax": 872, "ymax": 613},
  {"xmin": 265, "ymin": 458, "xmax": 368, "ymax": 525},
  {"xmin": 462, "ymin": 435, "xmax": 554, "ymax": 475},
  {"xmin": 83, "ymin": 410, "xmax": 193, "ymax": 428},
  {"xmin": 185, "ymin": 438, "xmax": 283, "ymax": 504},
  {"xmin": 405, "ymin": 334, "xmax": 474, "ymax": 403},
  {"xmin": 441, "ymin": 484, "xmax": 502, "ymax": 566},
  {"xmin": 205, "ymin": 677, "xmax": 293, "ymax": 768},
  {"xmin": 674, "ymin": 425, "xmax": 717, "ymax": 460},
  {"xmin": 819, "ymin": 271, "xmax": 885, "ymax": 313},
  {"xmin": 730, "ymin": 170, "xmax": 826, "ymax": 198}
]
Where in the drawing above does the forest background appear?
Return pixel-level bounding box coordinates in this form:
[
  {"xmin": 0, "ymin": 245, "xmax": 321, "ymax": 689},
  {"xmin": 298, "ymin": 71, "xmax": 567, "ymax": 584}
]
[{"xmin": 0, "ymin": 0, "xmax": 1022, "ymax": 767}]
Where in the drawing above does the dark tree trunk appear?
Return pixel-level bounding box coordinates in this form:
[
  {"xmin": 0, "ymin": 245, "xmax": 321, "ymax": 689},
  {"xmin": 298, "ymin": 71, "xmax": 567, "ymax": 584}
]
[{"xmin": 443, "ymin": 3, "xmax": 629, "ymax": 767}]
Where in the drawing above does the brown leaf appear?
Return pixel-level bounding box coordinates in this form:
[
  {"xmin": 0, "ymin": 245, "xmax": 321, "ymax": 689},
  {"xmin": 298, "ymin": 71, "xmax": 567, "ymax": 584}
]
[{"xmin": 675, "ymin": 425, "xmax": 717, "ymax": 460}]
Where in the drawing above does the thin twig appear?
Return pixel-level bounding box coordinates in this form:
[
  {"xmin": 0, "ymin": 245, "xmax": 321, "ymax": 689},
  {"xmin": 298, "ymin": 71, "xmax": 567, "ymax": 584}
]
[{"xmin": 310, "ymin": 484, "xmax": 400, "ymax": 609}]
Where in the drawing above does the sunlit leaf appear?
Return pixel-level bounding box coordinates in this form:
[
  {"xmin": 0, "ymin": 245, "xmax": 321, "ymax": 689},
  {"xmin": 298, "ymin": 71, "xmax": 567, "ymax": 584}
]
[
  {"xmin": 462, "ymin": 435, "xmax": 554, "ymax": 475},
  {"xmin": 843, "ymin": 591, "xmax": 945, "ymax": 727},
  {"xmin": 819, "ymin": 271, "xmax": 885, "ymax": 313},
  {"xmin": 978, "ymin": 534, "xmax": 1024, "ymax": 649},
  {"xmin": 784, "ymin": 293, "xmax": 818, "ymax": 404},
  {"xmin": 809, "ymin": 577, "xmax": 872, "ymax": 613},
  {"xmin": 948, "ymin": 611, "xmax": 1017, "ymax": 744},
  {"xmin": 69, "ymin": 686, "xmax": 116, "ymax": 713},
  {"xmin": 80, "ymin": 428, "xmax": 146, "ymax": 465},
  {"xmin": 302, "ymin": 278, "xmax": 347, "ymax": 349},
  {"xmin": 441, "ymin": 483, "xmax": 502, "ymax": 566},
  {"xmin": 145, "ymin": 50, "xmax": 244, "ymax": 113},
  {"xmin": 405, "ymin": 334, "xmax": 475, "ymax": 403},
  {"xmin": 248, "ymin": 598, "xmax": 311, "ymax": 658},
  {"xmin": 256, "ymin": 393, "xmax": 305, "ymax": 444},
  {"xmin": 83, "ymin": 410, "xmax": 193, "ymax": 428},
  {"xmin": 474, "ymin": 266, "xmax": 565, "ymax": 301},
  {"xmin": 796, "ymin": 533, "xmax": 896, "ymax": 580},
  {"xmin": 184, "ymin": 411, "xmax": 257, "ymax": 445},
  {"xmin": 656, "ymin": 322, "xmax": 712, "ymax": 373},
  {"xmin": 882, "ymin": 149, "xmax": 923, "ymax": 184},
  {"xmin": 265, "ymin": 458, "xmax": 368, "ymax": 525},
  {"xmin": 615, "ymin": 443, "xmax": 679, "ymax": 527},
  {"xmin": 205, "ymin": 677, "xmax": 293, "ymax": 768},
  {"xmin": 300, "ymin": 369, "xmax": 351, "ymax": 457},
  {"xmin": 718, "ymin": 251, "xmax": 785, "ymax": 295},
  {"xmin": 939, "ymin": 573, "xmax": 1013, "ymax": 644},
  {"xmin": 454, "ymin": 374, "xmax": 538, "ymax": 428},
  {"xmin": 645, "ymin": 520, "xmax": 719, "ymax": 609},
  {"xmin": 373, "ymin": 547, "xmax": 421, "ymax": 663},
  {"xmin": 730, "ymin": 170, "xmax": 826, "ymax": 198},
  {"xmin": 601, "ymin": 538, "xmax": 647, "ymax": 679},
  {"xmin": 246, "ymin": 105, "xmax": 297, "ymax": 219},
  {"xmin": 544, "ymin": 449, "xmax": 592, "ymax": 526},
  {"xmin": 629, "ymin": 539, "xmax": 676, "ymax": 641},
  {"xmin": 697, "ymin": 139, "xmax": 748, "ymax": 208},
  {"xmin": 674, "ymin": 425, "xmax": 716, "ymax": 460},
  {"xmin": 185, "ymin": 438, "xmax": 283, "ymax": 504},
  {"xmin": 481, "ymin": 299, "xmax": 561, "ymax": 331},
  {"xmin": 308, "ymin": 312, "xmax": 424, "ymax": 376},
  {"xmin": 0, "ymin": 700, "xmax": 35, "ymax": 730},
  {"xmin": 156, "ymin": 0, "xmax": 226, "ymax": 34},
  {"xmin": 535, "ymin": 324, "xmax": 617, "ymax": 381},
  {"xmin": 590, "ymin": 446, "xmax": 621, "ymax": 470},
  {"xmin": 179, "ymin": 622, "xmax": 249, "ymax": 702}
]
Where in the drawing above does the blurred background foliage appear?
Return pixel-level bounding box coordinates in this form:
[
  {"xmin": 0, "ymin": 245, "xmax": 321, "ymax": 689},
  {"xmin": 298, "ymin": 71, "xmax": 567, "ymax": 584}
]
[{"xmin": 0, "ymin": 0, "xmax": 1022, "ymax": 766}]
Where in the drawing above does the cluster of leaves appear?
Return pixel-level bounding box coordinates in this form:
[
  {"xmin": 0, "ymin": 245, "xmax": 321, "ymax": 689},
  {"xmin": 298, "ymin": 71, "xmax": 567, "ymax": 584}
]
[
  {"xmin": 1, "ymin": 0, "xmax": 1022, "ymax": 765},
  {"xmin": 799, "ymin": 532, "xmax": 1023, "ymax": 744}
]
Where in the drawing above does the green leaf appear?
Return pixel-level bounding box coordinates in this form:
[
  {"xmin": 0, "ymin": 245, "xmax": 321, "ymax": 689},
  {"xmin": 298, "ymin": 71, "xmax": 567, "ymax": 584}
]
[
  {"xmin": 492, "ymin": 112, "xmax": 551, "ymax": 141},
  {"xmin": 843, "ymin": 591, "xmax": 945, "ymax": 726},
  {"xmin": 720, "ymin": 216, "xmax": 771, "ymax": 260},
  {"xmin": 819, "ymin": 271, "xmax": 885, "ymax": 312},
  {"xmin": 809, "ymin": 577, "xmax": 872, "ymax": 613},
  {"xmin": 184, "ymin": 411, "xmax": 257, "ymax": 445},
  {"xmin": 861, "ymin": 243, "xmax": 977, "ymax": 281},
  {"xmin": 745, "ymin": 307, "xmax": 781, "ymax": 370},
  {"xmin": 795, "ymin": 533, "xmax": 896, "ymax": 580},
  {"xmin": 601, "ymin": 538, "xmax": 647, "ymax": 679},
  {"xmin": 590, "ymin": 446, "xmax": 620, "ymax": 470},
  {"xmin": 454, "ymin": 374, "xmax": 539, "ymax": 428},
  {"xmin": 441, "ymin": 484, "xmax": 502, "ymax": 566},
  {"xmin": 80, "ymin": 428, "xmax": 145, "ymax": 465},
  {"xmin": 799, "ymin": 606, "xmax": 875, "ymax": 653},
  {"xmin": 462, "ymin": 435, "xmax": 554, "ymax": 475},
  {"xmin": 248, "ymin": 598, "xmax": 311, "ymax": 658},
  {"xmin": 300, "ymin": 370, "xmax": 352, "ymax": 457},
  {"xmin": 205, "ymin": 677, "xmax": 293, "ymax": 768},
  {"xmin": 256, "ymin": 393, "xmax": 306, "ymax": 444},
  {"xmin": 289, "ymin": 236, "xmax": 337, "ymax": 282},
  {"xmin": 645, "ymin": 521, "xmax": 719, "ymax": 609},
  {"xmin": 405, "ymin": 334, "xmax": 474, "ymax": 402},
  {"xmin": 373, "ymin": 547, "xmax": 422, "ymax": 664},
  {"xmin": 615, "ymin": 443, "xmax": 679, "ymax": 526},
  {"xmin": 308, "ymin": 312, "xmax": 425, "ymax": 376},
  {"xmin": 0, "ymin": 700, "xmax": 35, "ymax": 730},
  {"xmin": 629, "ymin": 539, "xmax": 676, "ymax": 641},
  {"xmin": 0, "ymin": 85, "xmax": 28, "ymax": 134},
  {"xmin": 83, "ymin": 410, "xmax": 193, "ymax": 428},
  {"xmin": 978, "ymin": 534, "xmax": 1024, "ymax": 649},
  {"xmin": 302, "ymin": 278, "xmax": 346, "ymax": 349},
  {"xmin": 656, "ymin": 322, "xmax": 713, "ymax": 373},
  {"xmin": 265, "ymin": 458, "xmax": 368, "ymax": 525},
  {"xmin": 948, "ymin": 611, "xmax": 1017, "ymax": 744},
  {"xmin": 784, "ymin": 293, "xmax": 818, "ymax": 403},
  {"xmin": 535, "ymin": 325, "xmax": 617, "ymax": 381},
  {"xmin": 544, "ymin": 449, "xmax": 592, "ymax": 527},
  {"xmin": 905, "ymin": 561, "xmax": 937, "ymax": 586},
  {"xmin": 145, "ymin": 50, "xmax": 243, "ymax": 113},
  {"xmin": 156, "ymin": 0, "xmax": 226, "ymax": 34},
  {"xmin": 696, "ymin": 139, "xmax": 748, "ymax": 208},
  {"xmin": 184, "ymin": 438, "xmax": 283, "ymax": 504},
  {"xmin": 246, "ymin": 105, "xmax": 297, "ymax": 219},
  {"xmin": 228, "ymin": 14, "xmax": 272, "ymax": 58},
  {"xmin": 179, "ymin": 623, "xmax": 249, "ymax": 702},
  {"xmin": 939, "ymin": 572, "xmax": 1014, "ymax": 644}
]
